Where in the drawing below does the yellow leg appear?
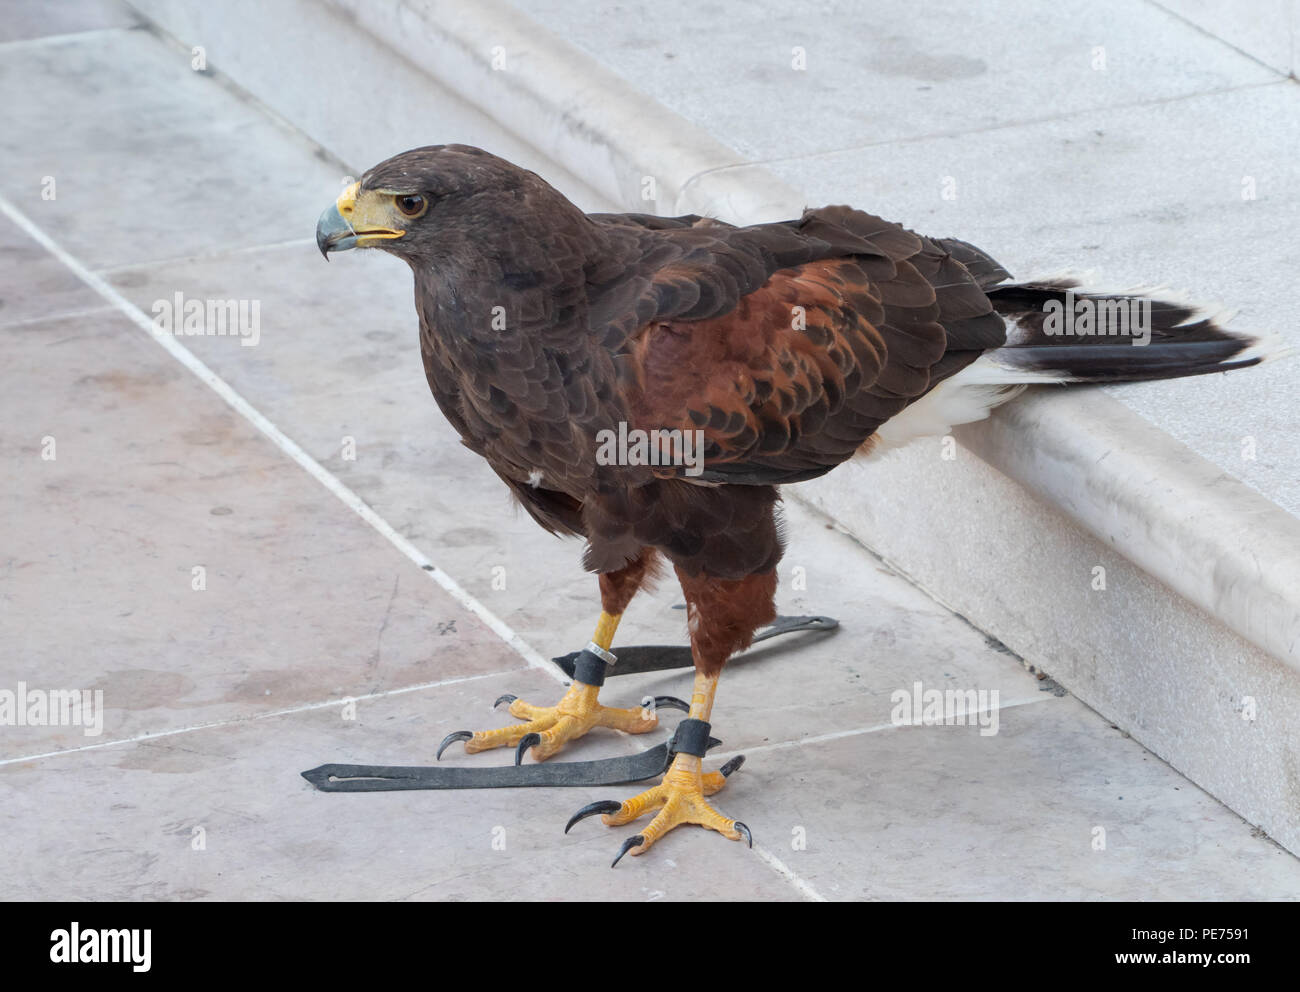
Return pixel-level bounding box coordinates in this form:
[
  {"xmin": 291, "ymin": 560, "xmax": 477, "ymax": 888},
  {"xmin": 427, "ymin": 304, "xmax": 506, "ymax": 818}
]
[
  {"xmin": 567, "ymin": 670, "xmax": 750, "ymax": 865},
  {"xmin": 592, "ymin": 610, "xmax": 620, "ymax": 650},
  {"xmin": 439, "ymin": 611, "xmax": 663, "ymax": 762}
]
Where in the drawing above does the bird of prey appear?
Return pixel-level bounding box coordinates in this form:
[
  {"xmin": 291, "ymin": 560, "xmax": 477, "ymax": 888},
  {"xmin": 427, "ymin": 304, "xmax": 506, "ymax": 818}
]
[{"xmin": 316, "ymin": 145, "xmax": 1270, "ymax": 864}]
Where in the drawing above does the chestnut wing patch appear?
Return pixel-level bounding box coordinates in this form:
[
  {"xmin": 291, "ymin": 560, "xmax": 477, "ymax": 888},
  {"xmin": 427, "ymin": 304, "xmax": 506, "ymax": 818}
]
[{"xmin": 626, "ymin": 258, "xmax": 948, "ymax": 484}]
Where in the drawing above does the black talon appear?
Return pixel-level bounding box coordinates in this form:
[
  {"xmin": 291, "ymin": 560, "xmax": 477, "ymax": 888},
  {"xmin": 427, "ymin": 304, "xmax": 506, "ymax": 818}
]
[
  {"xmin": 706, "ymin": 736, "xmax": 722, "ymax": 751},
  {"xmin": 611, "ymin": 834, "xmax": 645, "ymax": 868},
  {"xmin": 734, "ymin": 821, "xmax": 753, "ymax": 848},
  {"xmin": 515, "ymin": 732, "xmax": 541, "ymax": 766},
  {"xmin": 564, "ymin": 800, "xmax": 623, "ymax": 834},
  {"xmin": 653, "ymin": 695, "xmax": 690, "ymax": 713},
  {"xmin": 719, "ymin": 754, "xmax": 745, "ymax": 777},
  {"xmin": 493, "ymin": 693, "xmax": 518, "ymax": 710},
  {"xmin": 436, "ymin": 730, "xmax": 472, "ymax": 760}
]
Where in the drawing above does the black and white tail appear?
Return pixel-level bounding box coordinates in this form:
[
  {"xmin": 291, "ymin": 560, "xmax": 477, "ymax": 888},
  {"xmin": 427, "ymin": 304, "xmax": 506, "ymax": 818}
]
[
  {"xmin": 985, "ymin": 279, "xmax": 1273, "ymax": 383},
  {"xmin": 873, "ymin": 276, "xmax": 1283, "ymax": 452}
]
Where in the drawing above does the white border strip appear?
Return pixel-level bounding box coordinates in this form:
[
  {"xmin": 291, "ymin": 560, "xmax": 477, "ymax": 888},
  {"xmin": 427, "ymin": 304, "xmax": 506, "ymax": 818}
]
[{"xmin": 0, "ymin": 193, "xmax": 561, "ymax": 684}]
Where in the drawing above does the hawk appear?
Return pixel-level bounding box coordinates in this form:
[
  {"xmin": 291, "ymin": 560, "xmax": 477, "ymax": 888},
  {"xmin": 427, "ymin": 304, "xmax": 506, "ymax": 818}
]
[{"xmin": 316, "ymin": 145, "xmax": 1269, "ymax": 863}]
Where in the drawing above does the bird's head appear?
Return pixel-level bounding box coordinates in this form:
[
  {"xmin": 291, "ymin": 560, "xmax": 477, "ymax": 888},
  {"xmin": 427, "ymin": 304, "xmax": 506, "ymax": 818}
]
[{"xmin": 315, "ymin": 144, "xmax": 586, "ymax": 271}]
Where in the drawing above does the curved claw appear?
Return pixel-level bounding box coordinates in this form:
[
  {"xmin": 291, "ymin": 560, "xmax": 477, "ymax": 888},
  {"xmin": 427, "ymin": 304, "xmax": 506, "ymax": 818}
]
[
  {"xmin": 733, "ymin": 821, "xmax": 753, "ymax": 849},
  {"xmin": 653, "ymin": 695, "xmax": 690, "ymax": 713},
  {"xmin": 514, "ymin": 732, "xmax": 541, "ymax": 766},
  {"xmin": 492, "ymin": 693, "xmax": 518, "ymax": 710},
  {"xmin": 564, "ymin": 800, "xmax": 623, "ymax": 834},
  {"xmin": 611, "ymin": 834, "xmax": 645, "ymax": 868},
  {"xmin": 436, "ymin": 730, "xmax": 472, "ymax": 760},
  {"xmin": 719, "ymin": 754, "xmax": 746, "ymax": 778}
]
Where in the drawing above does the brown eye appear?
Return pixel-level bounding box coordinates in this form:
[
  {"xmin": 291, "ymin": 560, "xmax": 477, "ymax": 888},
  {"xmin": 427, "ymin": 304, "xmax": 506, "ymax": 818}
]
[{"xmin": 394, "ymin": 194, "xmax": 427, "ymax": 218}]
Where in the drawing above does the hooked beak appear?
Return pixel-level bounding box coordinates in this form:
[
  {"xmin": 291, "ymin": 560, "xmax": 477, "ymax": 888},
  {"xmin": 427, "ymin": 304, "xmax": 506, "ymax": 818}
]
[
  {"xmin": 315, "ymin": 202, "xmax": 355, "ymax": 258},
  {"xmin": 315, "ymin": 181, "xmax": 405, "ymax": 259}
]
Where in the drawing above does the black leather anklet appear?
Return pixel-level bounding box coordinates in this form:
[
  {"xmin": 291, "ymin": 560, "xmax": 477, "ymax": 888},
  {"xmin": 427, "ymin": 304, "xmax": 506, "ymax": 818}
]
[{"xmin": 671, "ymin": 718, "xmax": 712, "ymax": 757}]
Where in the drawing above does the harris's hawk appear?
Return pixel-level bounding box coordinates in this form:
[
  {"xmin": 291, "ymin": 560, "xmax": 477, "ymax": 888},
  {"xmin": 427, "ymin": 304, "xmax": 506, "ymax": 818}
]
[{"xmin": 316, "ymin": 145, "xmax": 1269, "ymax": 862}]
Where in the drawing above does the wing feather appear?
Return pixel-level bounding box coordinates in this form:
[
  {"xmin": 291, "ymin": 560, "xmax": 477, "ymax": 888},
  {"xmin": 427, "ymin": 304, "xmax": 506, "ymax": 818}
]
[{"xmin": 607, "ymin": 208, "xmax": 1008, "ymax": 484}]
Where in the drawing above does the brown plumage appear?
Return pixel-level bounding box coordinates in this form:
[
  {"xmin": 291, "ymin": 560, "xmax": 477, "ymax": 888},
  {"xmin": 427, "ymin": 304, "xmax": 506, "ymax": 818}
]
[
  {"xmin": 357, "ymin": 148, "xmax": 1002, "ymax": 573},
  {"xmin": 318, "ymin": 144, "xmax": 1266, "ymax": 856},
  {"xmin": 321, "ymin": 143, "xmax": 1266, "ymax": 668}
]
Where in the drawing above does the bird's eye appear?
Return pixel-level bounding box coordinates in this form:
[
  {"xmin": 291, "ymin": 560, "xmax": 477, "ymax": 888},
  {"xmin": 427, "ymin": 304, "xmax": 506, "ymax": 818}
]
[{"xmin": 394, "ymin": 194, "xmax": 428, "ymax": 218}]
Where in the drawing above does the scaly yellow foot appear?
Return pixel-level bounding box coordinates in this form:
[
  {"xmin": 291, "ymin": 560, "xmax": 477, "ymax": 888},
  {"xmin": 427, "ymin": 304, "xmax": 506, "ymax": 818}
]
[
  {"xmin": 437, "ymin": 680, "xmax": 675, "ymax": 762},
  {"xmin": 436, "ymin": 611, "xmax": 688, "ymax": 762},
  {"xmin": 565, "ymin": 750, "xmax": 751, "ymax": 865}
]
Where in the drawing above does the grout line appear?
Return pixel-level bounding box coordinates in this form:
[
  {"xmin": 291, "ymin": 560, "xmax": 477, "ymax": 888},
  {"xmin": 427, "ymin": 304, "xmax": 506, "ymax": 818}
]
[
  {"xmin": 1146, "ymin": 0, "xmax": 1297, "ymax": 80},
  {"xmin": 709, "ymin": 695, "xmax": 1053, "ymax": 762},
  {"xmin": 0, "ymin": 26, "xmax": 142, "ymax": 51},
  {"xmin": 679, "ymin": 79, "xmax": 1286, "ymax": 201},
  {"xmin": 93, "ymin": 238, "xmax": 320, "ymax": 276},
  {"xmin": 0, "ymin": 667, "xmax": 522, "ymax": 767},
  {"xmin": 0, "ymin": 191, "xmax": 565, "ymax": 688},
  {"xmin": 130, "ymin": 12, "xmax": 359, "ymax": 177},
  {"xmin": 0, "ymin": 304, "xmax": 118, "ymax": 331},
  {"xmin": 710, "ymin": 695, "xmax": 1055, "ymax": 901},
  {"xmin": 751, "ymin": 844, "xmax": 827, "ymax": 902}
]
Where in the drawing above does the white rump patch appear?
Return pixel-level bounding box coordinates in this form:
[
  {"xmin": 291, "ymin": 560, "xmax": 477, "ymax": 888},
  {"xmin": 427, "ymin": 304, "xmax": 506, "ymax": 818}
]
[
  {"xmin": 862, "ymin": 273, "xmax": 1290, "ymax": 458},
  {"xmin": 869, "ymin": 356, "xmax": 1063, "ymax": 455}
]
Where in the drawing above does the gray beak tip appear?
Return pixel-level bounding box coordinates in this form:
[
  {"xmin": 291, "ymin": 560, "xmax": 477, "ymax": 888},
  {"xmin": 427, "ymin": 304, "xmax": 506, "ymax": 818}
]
[{"xmin": 315, "ymin": 202, "xmax": 356, "ymax": 259}]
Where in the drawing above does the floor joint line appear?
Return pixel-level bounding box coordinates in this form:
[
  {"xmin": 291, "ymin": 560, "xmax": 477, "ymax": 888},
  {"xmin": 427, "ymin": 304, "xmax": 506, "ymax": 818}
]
[{"xmin": 0, "ymin": 192, "xmax": 563, "ymax": 689}]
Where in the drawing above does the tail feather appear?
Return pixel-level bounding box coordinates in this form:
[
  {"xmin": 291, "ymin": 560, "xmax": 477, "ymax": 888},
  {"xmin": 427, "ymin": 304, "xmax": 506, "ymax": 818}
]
[
  {"xmin": 866, "ymin": 277, "xmax": 1284, "ymax": 456},
  {"xmin": 984, "ymin": 279, "xmax": 1275, "ymax": 383}
]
